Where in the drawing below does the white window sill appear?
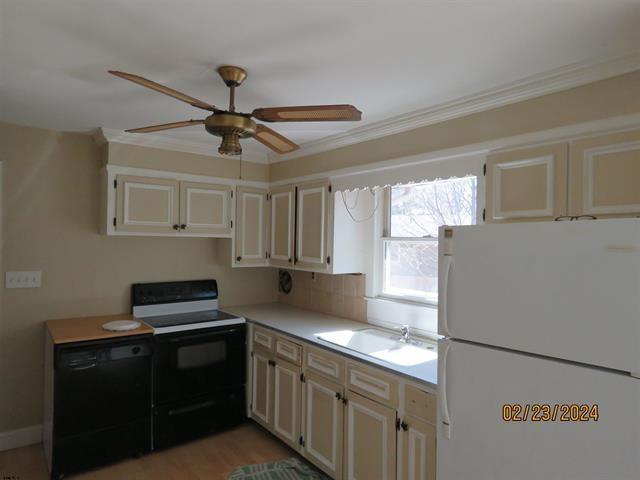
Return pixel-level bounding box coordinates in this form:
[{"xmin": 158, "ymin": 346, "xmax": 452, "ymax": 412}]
[{"xmin": 365, "ymin": 296, "xmax": 439, "ymax": 339}]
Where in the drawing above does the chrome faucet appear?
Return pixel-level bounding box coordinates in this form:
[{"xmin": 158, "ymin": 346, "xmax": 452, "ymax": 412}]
[{"xmin": 400, "ymin": 325, "xmax": 410, "ymax": 342}]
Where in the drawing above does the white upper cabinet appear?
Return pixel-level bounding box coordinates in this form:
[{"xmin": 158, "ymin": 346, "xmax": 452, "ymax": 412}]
[
  {"xmin": 235, "ymin": 186, "xmax": 269, "ymax": 266},
  {"xmin": 569, "ymin": 129, "xmax": 640, "ymax": 218},
  {"xmin": 112, "ymin": 174, "xmax": 232, "ymax": 237},
  {"xmin": 115, "ymin": 175, "xmax": 180, "ymax": 233},
  {"xmin": 263, "ymin": 180, "xmax": 371, "ymax": 274},
  {"xmin": 179, "ymin": 181, "xmax": 232, "ymax": 236},
  {"xmin": 295, "ymin": 179, "xmax": 331, "ymax": 271},
  {"xmin": 485, "ymin": 143, "xmax": 569, "ymax": 222},
  {"xmin": 269, "ymin": 185, "xmax": 296, "ymax": 268}
]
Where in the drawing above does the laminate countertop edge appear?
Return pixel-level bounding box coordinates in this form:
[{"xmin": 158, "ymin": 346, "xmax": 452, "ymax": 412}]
[{"xmin": 225, "ymin": 303, "xmax": 437, "ymax": 389}]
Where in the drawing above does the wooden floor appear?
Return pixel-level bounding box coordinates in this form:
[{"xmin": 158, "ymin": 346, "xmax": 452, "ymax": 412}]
[{"xmin": 0, "ymin": 422, "xmax": 294, "ymax": 479}]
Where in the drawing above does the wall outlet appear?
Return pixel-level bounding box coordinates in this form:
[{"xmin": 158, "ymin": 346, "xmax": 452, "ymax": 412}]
[{"xmin": 5, "ymin": 271, "xmax": 42, "ymax": 289}]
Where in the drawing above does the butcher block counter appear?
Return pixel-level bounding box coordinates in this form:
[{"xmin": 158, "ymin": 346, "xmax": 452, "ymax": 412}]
[{"xmin": 46, "ymin": 313, "xmax": 153, "ymax": 344}]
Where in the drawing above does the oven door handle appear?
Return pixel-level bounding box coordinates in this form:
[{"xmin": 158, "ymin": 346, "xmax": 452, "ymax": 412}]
[
  {"xmin": 166, "ymin": 327, "xmax": 242, "ymax": 343},
  {"xmin": 167, "ymin": 399, "xmax": 217, "ymax": 416}
]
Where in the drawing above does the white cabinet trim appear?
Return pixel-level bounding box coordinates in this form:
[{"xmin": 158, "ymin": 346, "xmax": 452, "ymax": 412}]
[
  {"xmin": 305, "ymin": 378, "xmax": 340, "ymax": 471},
  {"xmin": 270, "ymin": 190, "xmax": 294, "ymax": 262},
  {"xmin": 407, "ymin": 425, "xmax": 428, "ymax": 480},
  {"xmin": 273, "ymin": 364, "xmax": 298, "ymax": 444},
  {"xmin": 241, "ymin": 192, "xmax": 265, "ymax": 260},
  {"xmin": 493, "ymin": 155, "xmax": 555, "ymax": 218},
  {"xmin": 184, "ymin": 187, "xmax": 228, "ymax": 228},
  {"xmin": 251, "ymin": 352, "xmax": 271, "ymax": 425},
  {"xmin": 349, "ymin": 368, "xmax": 391, "ymax": 401},
  {"xmin": 307, "ymin": 351, "xmax": 340, "ymax": 380},
  {"xmin": 297, "ymin": 186, "xmax": 327, "ymax": 265},
  {"xmin": 346, "ymin": 398, "xmax": 390, "ymax": 480},
  {"xmin": 123, "ymin": 182, "xmax": 175, "ymax": 226},
  {"xmin": 583, "ymin": 140, "xmax": 640, "ymax": 214}
]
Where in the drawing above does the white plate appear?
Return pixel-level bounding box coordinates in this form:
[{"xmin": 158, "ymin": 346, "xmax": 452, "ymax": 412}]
[{"xmin": 102, "ymin": 320, "xmax": 141, "ymax": 332}]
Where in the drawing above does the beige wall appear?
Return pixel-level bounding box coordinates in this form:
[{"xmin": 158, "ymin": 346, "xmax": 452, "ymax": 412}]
[
  {"xmin": 270, "ymin": 70, "xmax": 640, "ymax": 181},
  {"xmin": 107, "ymin": 142, "xmax": 269, "ymax": 182},
  {"xmin": 0, "ymin": 122, "xmax": 278, "ymax": 432}
]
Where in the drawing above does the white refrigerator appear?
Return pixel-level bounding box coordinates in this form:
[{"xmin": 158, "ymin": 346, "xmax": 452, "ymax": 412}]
[{"xmin": 436, "ymin": 219, "xmax": 640, "ymax": 480}]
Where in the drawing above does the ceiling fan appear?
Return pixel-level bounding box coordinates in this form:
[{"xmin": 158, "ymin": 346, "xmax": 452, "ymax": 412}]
[{"xmin": 109, "ymin": 66, "xmax": 362, "ymax": 156}]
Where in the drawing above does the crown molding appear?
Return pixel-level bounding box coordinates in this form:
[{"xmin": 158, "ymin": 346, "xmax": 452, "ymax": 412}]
[
  {"xmin": 270, "ymin": 50, "xmax": 640, "ymax": 163},
  {"xmin": 93, "ymin": 128, "xmax": 269, "ymax": 164}
]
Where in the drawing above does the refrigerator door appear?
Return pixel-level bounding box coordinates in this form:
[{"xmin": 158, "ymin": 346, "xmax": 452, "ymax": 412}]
[
  {"xmin": 437, "ymin": 339, "xmax": 640, "ymax": 480},
  {"xmin": 438, "ymin": 219, "xmax": 640, "ymax": 373}
]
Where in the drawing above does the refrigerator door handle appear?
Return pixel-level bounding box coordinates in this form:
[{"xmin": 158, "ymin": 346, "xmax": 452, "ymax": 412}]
[
  {"xmin": 438, "ymin": 340, "xmax": 452, "ymax": 439},
  {"xmin": 439, "ymin": 255, "xmax": 453, "ymax": 337}
]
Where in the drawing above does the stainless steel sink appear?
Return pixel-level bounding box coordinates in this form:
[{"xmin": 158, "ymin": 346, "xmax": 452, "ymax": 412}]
[{"xmin": 316, "ymin": 328, "xmax": 437, "ymax": 367}]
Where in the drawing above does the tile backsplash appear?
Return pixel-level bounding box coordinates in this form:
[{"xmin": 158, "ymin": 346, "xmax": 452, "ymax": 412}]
[{"xmin": 278, "ymin": 271, "xmax": 367, "ymax": 323}]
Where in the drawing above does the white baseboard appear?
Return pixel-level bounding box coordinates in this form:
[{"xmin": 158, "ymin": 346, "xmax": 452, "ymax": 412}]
[{"xmin": 0, "ymin": 424, "xmax": 42, "ymax": 452}]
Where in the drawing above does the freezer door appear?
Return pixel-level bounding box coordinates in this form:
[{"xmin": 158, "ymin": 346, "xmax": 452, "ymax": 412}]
[
  {"xmin": 437, "ymin": 339, "xmax": 640, "ymax": 480},
  {"xmin": 438, "ymin": 219, "xmax": 640, "ymax": 373}
]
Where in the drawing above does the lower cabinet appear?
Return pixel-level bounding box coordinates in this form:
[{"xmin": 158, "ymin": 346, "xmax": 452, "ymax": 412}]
[
  {"xmin": 248, "ymin": 325, "xmax": 437, "ymax": 480},
  {"xmin": 399, "ymin": 415, "xmax": 437, "ymax": 480},
  {"xmin": 273, "ymin": 359, "xmax": 302, "ymax": 449},
  {"xmin": 250, "ymin": 350, "xmax": 273, "ymax": 429},
  {"xmin": 345, "ymin": 391, "xmax": 397, "ymax": 480},
  {"xmin": 303, "ymin": 373, "xmax": 344, "ymax": 478}
]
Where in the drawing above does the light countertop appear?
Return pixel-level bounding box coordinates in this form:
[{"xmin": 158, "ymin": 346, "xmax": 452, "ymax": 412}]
[
  {"xmin": 46, "ymin": 314, "xmax": 154, "ymax": 344},
  {"xmin": 225, "ymin": 303, "xmax": 437, "ymax": 387}
]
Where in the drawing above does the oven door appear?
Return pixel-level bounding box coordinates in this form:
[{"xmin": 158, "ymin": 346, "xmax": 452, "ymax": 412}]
[{"xmin": 153, "ymin": 324, "xmax": 246, "ymax": 405}]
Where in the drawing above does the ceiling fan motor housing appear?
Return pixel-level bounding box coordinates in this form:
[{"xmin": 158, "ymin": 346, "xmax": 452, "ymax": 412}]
[{"xmin": 205, "ymin": 113, "xmax": 256, "ymax": 156}]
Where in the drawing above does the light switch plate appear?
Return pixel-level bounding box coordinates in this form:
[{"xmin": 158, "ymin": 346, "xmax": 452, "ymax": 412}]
[{"xmin": 5, "ymin": 271, "xmax": 42, "ymax": 289}]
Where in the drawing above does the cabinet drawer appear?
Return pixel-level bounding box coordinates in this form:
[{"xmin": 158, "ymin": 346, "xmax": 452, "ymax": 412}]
[
  {"xmin": 404, "ymin": 384, "xmax": 437, "ymax": 425},
  {"xmin": 304, "ymin": 346, "xmax": 345, "ymax": 383},
  {"xmin": 347, "ymin": 362, "xmax": 399, "ymax": 408},
  {"xmin": 275, "ymin": 336, "xmax": 302, "ymax": 365},
  {"xmin": 252, "ymin": 326, "xmax": 275, "ymax": 352}
]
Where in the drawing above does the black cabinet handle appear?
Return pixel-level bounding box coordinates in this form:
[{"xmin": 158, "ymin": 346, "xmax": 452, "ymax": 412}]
[
  {"xmin": 236, "ymin": 256, "xmax": 242, "ymax": 262},
  {"xmin": 335, "ymin": 392, "xmax": 342, "ymax": 400},
  {"xmin": 172, "ymin": 224, "xmax": 179, "ymax": 230},
  {"xmin": 401, "ymin": 421, "xmax": 408, "ymax": 431},
  {"xmin": 288, "ymin": 257, "xmax": 292, "ymax": 263},
  {"xmin": 180, "ymin": 224, "xmax": 187, "ymax": 229}
]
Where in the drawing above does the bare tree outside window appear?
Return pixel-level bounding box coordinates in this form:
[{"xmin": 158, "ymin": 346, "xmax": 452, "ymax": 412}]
[{"xmin": 383, "ymin": 177, "xmax": 477, "ymax": 303}]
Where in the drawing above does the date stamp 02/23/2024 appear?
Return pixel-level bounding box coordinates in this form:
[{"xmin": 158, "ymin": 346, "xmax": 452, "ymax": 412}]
[{"xmin": 502, "ymin": 403, "xmax": 600, "ymax": 422}]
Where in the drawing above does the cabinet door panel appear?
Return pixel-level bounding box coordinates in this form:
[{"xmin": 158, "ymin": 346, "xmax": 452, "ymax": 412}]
[
  {"xmin": 296, "ymin": 180, "xmax": 330, "ymax": 270},
  {"xmin": 345, "ymin": 391, "xmax": 397, "ymax": 480},
  {"xmin": 269, "ymin": 185, "xmax": 295, "ymax": 268},
  {"xmin": 251, "ymin": 351, "xmax": 272, "ymax": 429},
  {"xmin": 400, "ymin": 415, "xmax": 436, "ymax": 480},
  {"xmin": 273, "ymin": 360, "xmax": 302, "ymax": 449},
  {"xmin": 235, "ymin": 187, "xmax": 268, "ymax": 266},
  {"xmin": 116, "ymin": 175, "xmax": 179, "ymax": 233},
  {"xmin": 303, "ymin": 372, "xmax": 343, "ymax": 478},
  {"xmin": 180, "ymin": 182, "xmax": 231, "ymax": 236},
  {"xmin": 485, "ymin": 143, "xmax": 568, "ymax": 222},
  {"xmin": 570, "ymin": 129, "xmax": 640, "ymax": 217}
]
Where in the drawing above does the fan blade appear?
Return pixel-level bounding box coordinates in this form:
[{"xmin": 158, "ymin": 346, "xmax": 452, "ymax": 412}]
[
  {"xmin": 252, "ymin": 104, "xmax": 362, "ymax": 122},
  {"xmin": 253, "ymin": 124, "xmax": 299, "ymax": 154},
  {"xmin": 109, "ymin": 70, "xmax": 216, "ymax": 111},
  {"xmin": 125, "ymin": 119, "xmax": 205, "ymax": 133}
]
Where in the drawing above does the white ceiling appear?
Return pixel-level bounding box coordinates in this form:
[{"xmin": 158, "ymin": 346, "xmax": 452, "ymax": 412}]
[{"xmin": 1, "ymin": 0, "xmax": 639, "ymax": 162}]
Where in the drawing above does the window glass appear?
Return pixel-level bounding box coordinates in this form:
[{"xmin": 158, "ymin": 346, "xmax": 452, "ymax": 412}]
[
  {"xmin": 390, "ymin": 177, "xmax": 477, "ymax": 238},
  {"xmin": 383, "ymin": 176, "xmax": 477, "ymax": 304}
]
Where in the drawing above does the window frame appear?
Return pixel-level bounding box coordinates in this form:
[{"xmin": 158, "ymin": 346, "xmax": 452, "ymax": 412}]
[{"xmin": 376, "ymin": 176, "xmax": 478, "ymax": 306}]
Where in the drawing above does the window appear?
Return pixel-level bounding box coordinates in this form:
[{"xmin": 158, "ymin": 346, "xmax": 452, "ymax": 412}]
[{"xmin": 381, "ymin": 176, "xmax": 477, "ymax": 304}]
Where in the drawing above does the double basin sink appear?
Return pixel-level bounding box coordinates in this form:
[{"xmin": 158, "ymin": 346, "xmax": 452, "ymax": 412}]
[{"xmin": 316, "ymin": 328, "xmax": 437, "ymax": 367}]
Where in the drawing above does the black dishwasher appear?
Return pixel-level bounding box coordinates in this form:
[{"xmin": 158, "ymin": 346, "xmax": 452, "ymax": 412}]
[{"xmin": 51, "ymin": 337, "xmax": 152, "ymax": 479}]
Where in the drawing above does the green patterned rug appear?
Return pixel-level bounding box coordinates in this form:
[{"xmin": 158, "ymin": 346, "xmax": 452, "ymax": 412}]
[{"xmin": 227, "ymin": 457, "xmax": 329, "ymax": 480}]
